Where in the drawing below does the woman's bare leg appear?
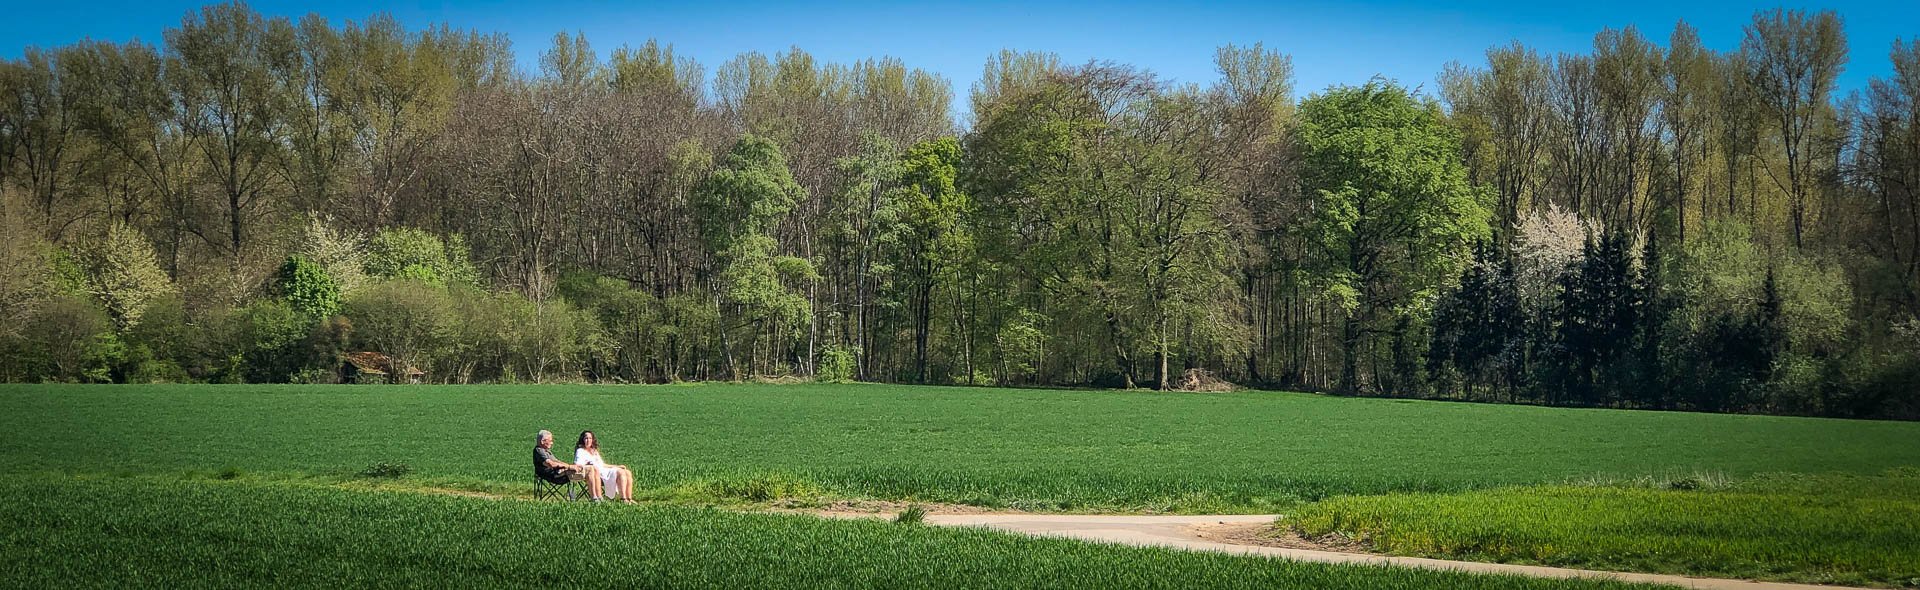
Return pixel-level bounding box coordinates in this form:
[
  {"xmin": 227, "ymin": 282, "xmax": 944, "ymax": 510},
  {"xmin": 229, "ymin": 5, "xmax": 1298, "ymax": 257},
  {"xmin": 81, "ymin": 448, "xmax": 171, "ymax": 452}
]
[
  {"xmin": 620, "ymin": 467, "xmax": 635, "ymax": 500},
  {"xmin": 583, "ymin": 466, "xmax": 603, "ymax": 499}
]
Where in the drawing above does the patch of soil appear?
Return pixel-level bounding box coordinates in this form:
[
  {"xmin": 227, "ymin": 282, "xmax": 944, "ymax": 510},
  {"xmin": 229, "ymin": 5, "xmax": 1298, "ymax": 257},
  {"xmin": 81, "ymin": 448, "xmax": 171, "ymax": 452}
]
[
  {"xmin": 770, "ymin": 497, "xmax": 1007, "ymax": 519},
  {"xmin": 423, "ymin": 487, "xmax": 509, "ymax": 500},
  {"xmin": 1184, "ymin": 522, "xmax": 1371, "ymax": 552}
]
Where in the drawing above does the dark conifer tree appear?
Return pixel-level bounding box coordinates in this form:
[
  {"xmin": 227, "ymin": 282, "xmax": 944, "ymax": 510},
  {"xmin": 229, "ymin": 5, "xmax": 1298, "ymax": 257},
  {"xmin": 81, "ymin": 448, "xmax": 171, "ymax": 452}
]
[{"xmin": 1635, "ymin": 229, "xmax": 1672, "ymax": 409}]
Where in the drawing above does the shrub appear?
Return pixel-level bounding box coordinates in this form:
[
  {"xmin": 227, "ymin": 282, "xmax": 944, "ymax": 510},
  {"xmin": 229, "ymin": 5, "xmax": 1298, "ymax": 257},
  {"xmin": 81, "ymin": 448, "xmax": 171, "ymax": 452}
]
[
  {"xmin": 237, "ymin": 300, "xmax": 314, "ymax": 383},
  {"xmin": 302, "ymin": 316, "xmax": 353, "ymax": 382},
  {"xmin": 71, "ymin": 223, "xmax": 173, "ymax": 332},
  {"xmin": 126, "ymin": 356, "xmax": 191, "ymax": 384},
  {"xmin": 298, "ymin": 215, "xmax": 366, "ymax": 293},
  {"xmin": 22, "ymin": 294, "xmax": 120, "ymax": 382},
  {"xmin": 344, "ymin": 279, "xmax": 456, "ymax": 383},
  {"xmin": 559, "ymin": 270, "xmax": 666, "ymax": 383},
  {"xmin": 816, "ymin": 345, "xmax": 857, "ymax": 383},
  {"xmin": 502, "ymin": 297, "xmax": 606, "ymax": 383},
  {"xmin": 357, "ymin": 462, "xmax": 413, "ymax": 479},
  {"xmin": 364, "ymin": 228, "xmax": 477, "ymax": 287},
  {"xmin": 287, "ymin": 368, "xmax": 334, "ymax": 384}
]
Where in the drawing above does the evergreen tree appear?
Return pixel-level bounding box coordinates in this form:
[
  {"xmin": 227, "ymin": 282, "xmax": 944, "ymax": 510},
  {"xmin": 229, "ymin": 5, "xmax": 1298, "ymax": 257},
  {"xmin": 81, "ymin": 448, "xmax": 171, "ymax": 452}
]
[
  {"xmin": 1550, "ymin": 230, "xmax": 1641, "ymax": 406},
  {"xmin": 1488, "ymin": 246, "xmax": 1529, "ymax": 402},
  {"xmin": 1755, "ymin": 264, "xmax": 1786, "ymax": 383},
  {"xmin": 1634, "ymin": 229, "xmax": 1672, "ymax": 409}
]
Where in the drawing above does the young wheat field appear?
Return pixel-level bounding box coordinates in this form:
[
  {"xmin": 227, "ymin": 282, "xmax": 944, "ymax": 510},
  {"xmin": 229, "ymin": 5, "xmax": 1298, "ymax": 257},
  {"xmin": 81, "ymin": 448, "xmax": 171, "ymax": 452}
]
[
  {"xmin": 5, "ymin": 383, "xmax": 1917, "ymax": 588},
  {"xmin": 5, "ymin": 383, "xmax": 1915, "ymax": 511}
]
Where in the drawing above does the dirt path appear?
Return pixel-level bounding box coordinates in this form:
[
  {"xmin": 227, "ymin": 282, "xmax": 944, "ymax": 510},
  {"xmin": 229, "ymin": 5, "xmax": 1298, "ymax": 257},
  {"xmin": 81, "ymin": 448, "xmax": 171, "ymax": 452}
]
[
  {"xmin": 386, "ymin": 485, "xmax": 1862, "ymax": 590},
  {"xmin": 919, "ymin": 514, "xmax": 1860, "ymax": 590}
]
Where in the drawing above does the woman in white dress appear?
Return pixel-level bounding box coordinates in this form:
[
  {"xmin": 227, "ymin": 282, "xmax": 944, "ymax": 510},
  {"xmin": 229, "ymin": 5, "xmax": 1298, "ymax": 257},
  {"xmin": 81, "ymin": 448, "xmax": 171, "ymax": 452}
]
[{"xmin": 574, "ymin": 430, "xmax": 634, "ymax": 503}]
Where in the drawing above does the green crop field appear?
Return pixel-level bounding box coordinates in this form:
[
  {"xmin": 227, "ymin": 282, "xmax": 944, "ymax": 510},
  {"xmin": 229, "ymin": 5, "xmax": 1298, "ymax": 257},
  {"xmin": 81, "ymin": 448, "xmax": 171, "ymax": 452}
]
[
  {"xmin": 4, "ymin": 383, "xmax": 1917, "ymax": 588},
  {"xmin": 5, "ymin": 383, "xmax": 1918, "ymax": 511},
  {"xmin": 0, "ymin": 477, "xmax": 1653, "ymax": 590}
]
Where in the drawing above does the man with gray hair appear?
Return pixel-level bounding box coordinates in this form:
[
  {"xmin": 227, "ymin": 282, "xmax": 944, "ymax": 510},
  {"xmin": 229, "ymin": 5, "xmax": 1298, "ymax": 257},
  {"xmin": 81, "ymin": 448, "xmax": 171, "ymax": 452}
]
[{"xmin": 534, "ymin": 429, "xmax": 602, "ymax": 500}]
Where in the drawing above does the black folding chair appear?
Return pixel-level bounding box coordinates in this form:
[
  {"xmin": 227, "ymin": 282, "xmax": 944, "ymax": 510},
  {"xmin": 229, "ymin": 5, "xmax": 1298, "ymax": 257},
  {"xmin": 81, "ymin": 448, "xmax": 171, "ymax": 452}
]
[{"xmin": 533, "ymin": 472, "xmax": 586, "ymax": 501}]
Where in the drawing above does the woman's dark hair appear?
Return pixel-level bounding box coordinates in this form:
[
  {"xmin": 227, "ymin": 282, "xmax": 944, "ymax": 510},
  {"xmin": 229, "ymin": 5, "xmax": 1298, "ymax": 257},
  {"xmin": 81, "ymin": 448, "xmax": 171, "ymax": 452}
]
[{"xmin": 575, "ymin": 430, "xmax": 598, "ymax": 452}]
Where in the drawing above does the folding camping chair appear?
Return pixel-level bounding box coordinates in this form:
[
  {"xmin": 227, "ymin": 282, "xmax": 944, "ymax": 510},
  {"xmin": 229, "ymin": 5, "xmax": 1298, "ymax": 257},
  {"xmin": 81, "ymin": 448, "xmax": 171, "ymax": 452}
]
[{"xmin": 533, "ymin": 471, "xmax": 587, "ymax": 501}]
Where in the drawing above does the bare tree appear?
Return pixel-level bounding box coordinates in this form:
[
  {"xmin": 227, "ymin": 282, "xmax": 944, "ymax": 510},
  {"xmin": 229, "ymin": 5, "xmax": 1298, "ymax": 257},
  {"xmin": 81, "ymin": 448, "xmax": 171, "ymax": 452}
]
[
  {"xmin": 1742, "ymin": 8, "xmax": 1848, "ymax": 249},
  {"xmin": 165, "ymin": 3, "xmax": 296, "ymax": 260}
]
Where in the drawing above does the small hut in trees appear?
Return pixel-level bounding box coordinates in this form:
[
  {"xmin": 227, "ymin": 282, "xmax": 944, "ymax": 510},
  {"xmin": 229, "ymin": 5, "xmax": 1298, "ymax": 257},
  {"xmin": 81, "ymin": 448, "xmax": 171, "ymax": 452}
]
[{"xmin": 342, "ymin": 352, "xmax": 425, "ymax": 384}]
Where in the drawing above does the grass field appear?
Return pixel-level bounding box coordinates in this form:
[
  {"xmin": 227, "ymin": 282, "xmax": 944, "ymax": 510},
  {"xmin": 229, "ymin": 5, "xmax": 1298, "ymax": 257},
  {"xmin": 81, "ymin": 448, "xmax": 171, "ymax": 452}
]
[
  {"xmin": 4, "ymin": 383, "xmax": 1915, "ymax": 588},
  {"xmin": 1285, "ymin": 470, "xmax": 1920, "ymax": 587},
  {"xmin": 0, "ymin": 477, "xmax": 1654, "ymax": 590},
  {"xmin": 5, "ymin": 383, "xmax": 1917, "ymax": 512}
]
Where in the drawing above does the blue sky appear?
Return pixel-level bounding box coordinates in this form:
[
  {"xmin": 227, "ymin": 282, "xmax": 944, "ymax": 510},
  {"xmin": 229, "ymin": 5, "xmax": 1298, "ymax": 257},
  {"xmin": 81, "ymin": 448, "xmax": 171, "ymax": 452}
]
[{"xmin": 6, "ymin": 0, "xmax": 1916, "ymax": 120}]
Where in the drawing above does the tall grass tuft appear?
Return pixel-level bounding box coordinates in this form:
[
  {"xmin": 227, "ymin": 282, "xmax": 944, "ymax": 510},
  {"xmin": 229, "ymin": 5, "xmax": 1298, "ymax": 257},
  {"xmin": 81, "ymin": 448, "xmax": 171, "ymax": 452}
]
[
  {"xmin": 358, "ymin": 462, "xmax": 413, "ymax": 479},
  {"xmin": 894, "ymin": 504, "xmax": 927, "ymax": 525}
]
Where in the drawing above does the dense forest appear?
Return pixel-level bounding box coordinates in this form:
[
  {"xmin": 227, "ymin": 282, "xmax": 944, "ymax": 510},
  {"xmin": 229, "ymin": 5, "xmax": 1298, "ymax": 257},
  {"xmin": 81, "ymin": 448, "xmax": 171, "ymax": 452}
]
[{"xmin": 1, "ymin": 3, "xmax": 1915, "ymax": 418}]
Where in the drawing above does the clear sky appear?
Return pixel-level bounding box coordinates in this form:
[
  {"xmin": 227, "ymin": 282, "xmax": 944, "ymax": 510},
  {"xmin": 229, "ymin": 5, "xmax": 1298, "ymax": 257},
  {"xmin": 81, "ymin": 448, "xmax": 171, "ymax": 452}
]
[{"xmin": 5, "ymin": 0, "xmax": 1916, "ymax": 123}]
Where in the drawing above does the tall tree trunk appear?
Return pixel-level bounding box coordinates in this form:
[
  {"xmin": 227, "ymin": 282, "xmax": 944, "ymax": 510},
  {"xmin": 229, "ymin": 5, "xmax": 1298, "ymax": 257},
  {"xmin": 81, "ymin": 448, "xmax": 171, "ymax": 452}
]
[
  {"xmin": 915, "ymin": 277, "xmax": 933, "ymax": 383},
  {"xmin": 1341, "ymin": 312, "xmax": 1363, "ymax": 394},
  {"xmin": 1156, "ymin": 311, "xmax": 1170, "ymax": 391},
  {"xmin": 960, "ymin": 273, "xmax": 974, "ymax": 385},
  {"xmin": 713, "ymin": 290, "xmax": 738, "ymax": 381},
  {"xmin": 1105, "ymin": 310, "xmax": 1135, "ymax": 389},
  {"xmin": 229, "ymin": 189, "xmax": 244, "ymax": 259}
]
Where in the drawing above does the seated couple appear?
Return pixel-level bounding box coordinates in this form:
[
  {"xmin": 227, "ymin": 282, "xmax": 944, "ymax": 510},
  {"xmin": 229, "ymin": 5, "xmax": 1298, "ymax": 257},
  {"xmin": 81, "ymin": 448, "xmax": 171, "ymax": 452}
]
[{"xmin": 533, "ymin": 429, "xmax": 634, "ymax": 502}]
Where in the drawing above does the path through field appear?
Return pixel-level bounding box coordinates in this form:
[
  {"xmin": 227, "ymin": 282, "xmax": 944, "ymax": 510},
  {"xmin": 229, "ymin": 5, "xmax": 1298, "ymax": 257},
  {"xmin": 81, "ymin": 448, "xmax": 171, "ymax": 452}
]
[
  {"xmin": 397, "ymin": 479, "xmax": 1881, "ymax": 589},
  {"xmin": 915, "ymin": 514, "xmax": 1860, "ymax": 590}
]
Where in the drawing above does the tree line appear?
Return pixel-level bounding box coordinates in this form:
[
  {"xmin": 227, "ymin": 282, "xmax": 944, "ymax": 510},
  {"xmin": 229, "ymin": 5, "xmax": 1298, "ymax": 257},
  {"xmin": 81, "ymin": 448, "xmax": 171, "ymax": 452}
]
[{"xmin": 1, "ymin": 3, "xmax": 1914, "ymax": 418}]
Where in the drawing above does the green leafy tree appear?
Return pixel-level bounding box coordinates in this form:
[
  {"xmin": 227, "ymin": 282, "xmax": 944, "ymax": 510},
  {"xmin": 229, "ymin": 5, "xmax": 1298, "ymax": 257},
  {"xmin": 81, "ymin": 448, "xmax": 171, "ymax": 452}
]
[
  {"xmin": 558, "ymin": 270, "xmax": 666, "ymax": 383},
  {"xmin": 695, "ymin": 135, "xmax": 815, "ymax": 378},
  {"xmin": 1741, "ymin": 9, "xmax": 1848, "ymax": 249},
  {"xmin": 820, "ymin": 134, "xmax": 904, "ymax": 381},
  {"xmin": 895, "ymin": 137, "xmax": 970, "ymax": 383},
  {"xmin": 61, "ymin": 39, "xmax": 199, "ymax": 278},
  {"xmin": 501, "ymin": 294, "xmax": 605, "ymax": 383},
  {"xmin": 695, "ymin": 135, "xmax": 803, "ymax": 253},
  {"xmin": 273, "ymin": 255, "xmax": 339, "ymax": 319},
  {"xmin": 0, "ymin": 215, "xmax": 66, "ymax": 380},
  {"xmin": 1662, "ymin": 221, "xmax": 1853, "ymax": 412},
  {"xmin": 967, "ymin": 64, "xmax": 1245, "ymax": 389},
  {"xmin": 1296, "ymin": 80, "xmax": 1493, "ymax": 393},
  {"xmin": 334, "ymin": 14, "xmax": 457, "ymax": 227}
]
